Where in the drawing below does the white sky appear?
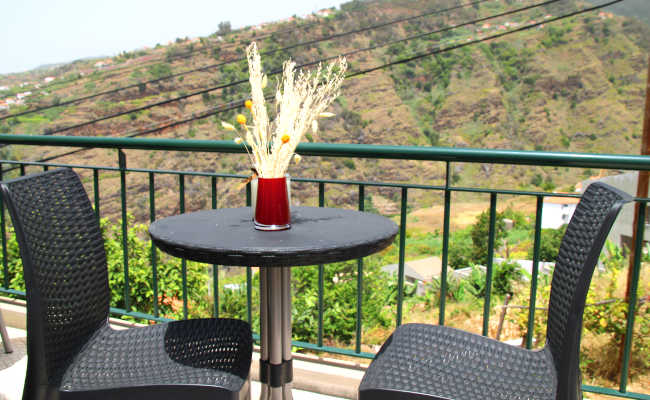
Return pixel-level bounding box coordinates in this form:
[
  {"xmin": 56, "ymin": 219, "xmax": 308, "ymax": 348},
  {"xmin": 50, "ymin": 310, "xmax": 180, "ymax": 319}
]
[{"xmin": 0, "ymin": 0, "xmax": 347, "ymax": 74}]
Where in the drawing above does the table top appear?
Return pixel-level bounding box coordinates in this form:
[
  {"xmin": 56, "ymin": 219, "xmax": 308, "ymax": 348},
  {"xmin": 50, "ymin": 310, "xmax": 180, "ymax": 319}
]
[{"xmin": 149, "ymin": 206, "xmax": 398, "ymax": 267}]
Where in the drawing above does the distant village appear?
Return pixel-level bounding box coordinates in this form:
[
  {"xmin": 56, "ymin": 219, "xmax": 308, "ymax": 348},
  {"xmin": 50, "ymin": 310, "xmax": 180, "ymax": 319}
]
[{"xmin": 0, "ymin": 8, "xmax": 339, "ymax": 113}]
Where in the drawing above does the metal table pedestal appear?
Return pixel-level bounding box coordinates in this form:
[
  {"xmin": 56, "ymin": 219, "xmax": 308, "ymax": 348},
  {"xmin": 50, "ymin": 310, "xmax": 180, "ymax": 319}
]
[{"xmin": 260, "ymin": 267, "xmax": 292, "ymax": 400}]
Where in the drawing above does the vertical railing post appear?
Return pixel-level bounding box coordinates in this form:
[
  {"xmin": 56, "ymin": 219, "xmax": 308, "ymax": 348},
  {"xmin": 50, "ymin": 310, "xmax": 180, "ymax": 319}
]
[
  {"xmin": 483, "ymin": 193, "xmax": 498, "ymax": 337},
  {"xmin": 149, "ymin": 172, "xmax": 159, "ymax": 318},
  {"xmin": 439, "ymin": 162, "xmax": 452, "ymax": 325},
  {"xmin": 93, "ymin": 169, "xmax": 100, "ymax": 221},
  {"xmin": 211, "ymin": 176, "xmax": 219, "ymax": 318},
  {"xmin": 526, "ymin": 195, "xmax": 544, "ymax": 349},
  {"xmin": 356, "ymin": 185, "xmax": 365, "ymax": 353},
  {"xmin": 118, "ymin": 150, "xmax": 130, "ymax": 312},
  {"xmin": 317, "ymin": 182, "xmax": 325, "ymax": 348},
  {"xmin": 179, "ymin": 174, "xmax": 188, "ymax": 319},
  {"xmin": 619, "ymin": 201, "xmax": 645, "ymax": 392},
  {"xmin": 246, "ymin": 267, "xmax": 253, "ymax": 326},
  {"xmin": 396, "ymin": 187, "xmax": 407, "ymax": 327},
  {"xmin": 0, "ymin": 165, "xmax": 7, "ymax": 289}
]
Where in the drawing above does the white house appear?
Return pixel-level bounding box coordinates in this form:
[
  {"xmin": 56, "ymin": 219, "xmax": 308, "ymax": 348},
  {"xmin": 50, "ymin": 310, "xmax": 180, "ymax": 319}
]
[
  {"xmin": 16, "ymin": 91, "xmax": 32, "ymax": 100},
  {"xmin": 581, "ymin": 172, "xmax": 648, "ymax": 249},
  {"xmin": 541, "ymin": 195, "xmax": 579, "ymax": 229}
]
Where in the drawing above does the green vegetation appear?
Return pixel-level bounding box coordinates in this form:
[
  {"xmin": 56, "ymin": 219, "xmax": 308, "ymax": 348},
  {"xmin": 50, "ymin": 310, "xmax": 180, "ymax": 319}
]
[
  {"xmin": 147, "ymin": 63, "xmax": 173, "ymax": 80},
  {"xmin": 0, "ymin": 204, "xmax": 646, "ymax": 381}
]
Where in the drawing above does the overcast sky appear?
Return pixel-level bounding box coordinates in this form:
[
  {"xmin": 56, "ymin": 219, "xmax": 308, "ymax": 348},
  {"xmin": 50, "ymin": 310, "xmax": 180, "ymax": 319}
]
[{"xmin": 0, "ymin": 0, "xmax": 347, "ymax": 75}]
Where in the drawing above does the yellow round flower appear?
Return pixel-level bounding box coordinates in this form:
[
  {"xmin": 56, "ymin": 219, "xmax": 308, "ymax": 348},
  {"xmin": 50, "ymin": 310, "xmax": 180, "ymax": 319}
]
[
  {"xmin": 236, "ymin": 114, "xmax": 247, "ymax": 125},
  {"xmin": 599, "ymin": 318, "xmax": 607, "ymax": 328},
  {"xmin": 281, "ymin": 134, "xmax": 290, "ymax": 144},
  {"xmin": 245, "ymin": 100, "xmax": 253, "ymax": 109}
]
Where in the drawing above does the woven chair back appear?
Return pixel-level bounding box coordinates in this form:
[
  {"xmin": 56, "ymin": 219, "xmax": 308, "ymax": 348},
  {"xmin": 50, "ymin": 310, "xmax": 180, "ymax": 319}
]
[
  {"xmin": 545, "ymin": 181, "xmax": 631, "ymax": 398},
  {"xmin": 1, "ymin": 168, "xmax": 110, "ymax": 386}
]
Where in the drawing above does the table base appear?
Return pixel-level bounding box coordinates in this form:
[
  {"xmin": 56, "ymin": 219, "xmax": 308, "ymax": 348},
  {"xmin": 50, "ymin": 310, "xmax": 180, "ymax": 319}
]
[{"xmin": 259, "ymin": 266, "xmax": 293, "ymax": 400}]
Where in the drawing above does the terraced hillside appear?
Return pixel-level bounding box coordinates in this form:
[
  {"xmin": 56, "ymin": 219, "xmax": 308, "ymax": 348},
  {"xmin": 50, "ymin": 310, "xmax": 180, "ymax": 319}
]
[{"xmin": 1, "ymin": 0, "xmax": 649, "ymax": 220}]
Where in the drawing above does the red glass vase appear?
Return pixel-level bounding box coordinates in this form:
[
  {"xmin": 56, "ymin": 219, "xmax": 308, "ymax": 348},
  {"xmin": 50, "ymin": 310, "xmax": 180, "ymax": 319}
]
[{"xmin": 254, "ymin": 176, "xmax": 291, "ymax": 231}]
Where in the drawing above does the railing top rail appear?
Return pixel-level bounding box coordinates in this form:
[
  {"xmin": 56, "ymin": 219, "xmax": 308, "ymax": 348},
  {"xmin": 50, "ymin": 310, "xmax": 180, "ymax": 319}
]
[{"xmin": 2, "ymin": 134, "xmax": 650, "ymax": 171}]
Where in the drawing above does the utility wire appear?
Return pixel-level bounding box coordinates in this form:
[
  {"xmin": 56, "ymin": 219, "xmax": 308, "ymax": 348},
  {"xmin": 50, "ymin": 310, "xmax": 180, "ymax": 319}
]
[
  {"xmin": 0, "ymin": 0, "xmax": 492, "ymax": 122},
  {"xmin": 63, "ymin": 1, "xmax": 410, "ymax": 83},
  {"xmin": 3, "ymin": 7, "xmax": 348, "ymax": 111},
  {"xmin": 347, "ymin": 0, "xmax": 624, "ymax": 77},
  {"xmin": 81, "ymin": 8, "xmax": 355, "ymax": 83},
  {"xmin": 6, "ymin": 0, "xmax": 620, "ymax": 169},
  {"xmin": 18, "ymin": 0, "xmax": 567, "ymax": 137}
]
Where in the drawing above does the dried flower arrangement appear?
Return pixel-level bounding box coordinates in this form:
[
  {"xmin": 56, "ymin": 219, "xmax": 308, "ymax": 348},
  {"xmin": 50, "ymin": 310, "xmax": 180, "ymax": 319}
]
[{"xmin": 222, "ymin": 42, "xmax": 347, "ymax": 178}]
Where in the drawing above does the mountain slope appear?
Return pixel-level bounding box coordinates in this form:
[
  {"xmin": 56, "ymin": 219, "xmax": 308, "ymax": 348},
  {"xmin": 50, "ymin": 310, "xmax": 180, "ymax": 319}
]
[{"xmin": 0, "ymin": 0, "xmax": 648, "ymax": 218}]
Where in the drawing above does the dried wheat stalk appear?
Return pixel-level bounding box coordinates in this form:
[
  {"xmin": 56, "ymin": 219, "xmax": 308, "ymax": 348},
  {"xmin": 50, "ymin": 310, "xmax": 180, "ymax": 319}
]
[{"xmin": 223, "ymin": 42, "xmax": 347, "ymax": 178}]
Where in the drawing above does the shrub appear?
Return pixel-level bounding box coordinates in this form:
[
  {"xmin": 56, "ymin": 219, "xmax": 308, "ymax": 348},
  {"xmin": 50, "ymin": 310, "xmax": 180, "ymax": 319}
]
[
  {"xmin": 493, "ymin": 260, "xmax": 523, "ymax": 296},
  {"xmin": 528, "ymin": 225, "xmax": 566, "ymax": 262},
  {"xmin": 147, "ymin": 63, "xmax": 173, "ymax": 80}
]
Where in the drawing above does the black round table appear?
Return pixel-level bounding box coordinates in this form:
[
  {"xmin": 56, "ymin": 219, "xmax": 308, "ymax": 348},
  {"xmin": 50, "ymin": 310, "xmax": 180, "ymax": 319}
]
[{"xmin": 149, "ymin": 206, "xmax": 398, "ymax": 400}]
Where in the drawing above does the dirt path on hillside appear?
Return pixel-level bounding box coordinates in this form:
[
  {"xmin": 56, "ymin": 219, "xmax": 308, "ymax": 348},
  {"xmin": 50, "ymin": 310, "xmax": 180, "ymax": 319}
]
[{"xmin": 408, "ymin": 197, "xmax": 538, "ymax": 233}]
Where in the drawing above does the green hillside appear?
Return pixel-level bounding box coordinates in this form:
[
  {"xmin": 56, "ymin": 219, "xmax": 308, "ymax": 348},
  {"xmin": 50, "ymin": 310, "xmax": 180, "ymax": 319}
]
[{"xmin": 0, "ymin": 0, "xmax": 648, "ymax": 219}]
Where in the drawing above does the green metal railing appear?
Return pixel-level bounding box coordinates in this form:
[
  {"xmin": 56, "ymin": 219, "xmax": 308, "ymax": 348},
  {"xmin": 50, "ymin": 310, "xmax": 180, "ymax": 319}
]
[{"xmin": 0, "ymin": 134, "xmax": 647, "ymax": 399}]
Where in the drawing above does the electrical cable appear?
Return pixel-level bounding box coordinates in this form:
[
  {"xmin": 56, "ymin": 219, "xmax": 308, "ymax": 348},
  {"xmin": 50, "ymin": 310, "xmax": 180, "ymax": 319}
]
[
  {"xmin": 0, "ymin": 0, "xmax": 492, "ymax": 121},
  {"xmin": 17, "ymin": 0, "xmax": 566, "ymax": 136},
  {"xmin": 73, "ymin": 7, "xmax": 357, "ymax": 83},
  {"xmin": 4, "ymin": 0, "xmax": 620, "ymax": 170},
  {"xmin": 347, "ymin": 0, "xmax": 624, "ymax": 77}
]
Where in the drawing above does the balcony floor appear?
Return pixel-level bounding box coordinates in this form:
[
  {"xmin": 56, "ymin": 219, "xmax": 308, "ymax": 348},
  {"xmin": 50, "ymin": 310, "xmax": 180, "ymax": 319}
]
[{"xmin": 0, "ymin": 327, "xmax": 349, "ymax": 400}]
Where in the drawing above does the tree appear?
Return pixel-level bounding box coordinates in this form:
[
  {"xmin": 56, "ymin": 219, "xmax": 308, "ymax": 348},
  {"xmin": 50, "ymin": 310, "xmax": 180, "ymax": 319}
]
[
  {"xmin": 470, "ymin": 210, "xmax": 507, "ymax": 265},
  {"xmin": 217, "ymin": 21, "xmax": 232, "ymax": 35},
  {"xmin": 493, "ymin": 260, "xmax": 523, "ymax": 296},
  {"xmin": 529, "ymin": 225, "xmax": 567, "ymax": 262}
]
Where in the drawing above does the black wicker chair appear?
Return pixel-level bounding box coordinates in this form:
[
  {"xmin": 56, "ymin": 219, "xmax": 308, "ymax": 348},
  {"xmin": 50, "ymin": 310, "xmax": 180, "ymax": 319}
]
[
  {"xmin": 1, "ymin": 168, "xmax": 253, "ymax": 400},
  {"xmin": 359, "ymin": 182, "xmax": 632, "ymax": 400}
]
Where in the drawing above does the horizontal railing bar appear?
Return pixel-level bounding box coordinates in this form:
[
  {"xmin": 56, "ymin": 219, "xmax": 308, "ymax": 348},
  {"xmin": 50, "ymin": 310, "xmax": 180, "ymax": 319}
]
[
  {"xmin": 3, "ymin": 134, "xmax": 650, "ymax": 170},
  {"xmin": 249, "ymin": 334, "xmax": 375, "ymax": 359},
  {"xmin": 291, "ymin": 339, "xmax": 375, "ymax": 359},
  {"xmin": 4, "ymin": 158, "xmax": 650, "ymax": 203},
  {"xmin": 116, "ymin": 167, "xmax": 245, "ymax": 179},
  {"xmin": 1, "ymin": 160, "xmax": 119, "ymax": 172},
  {"xmin": 0, "ymin": 288, "xmax": 25, "ymax": 297},
  {"xmin": 109, "ymin": 307, "xmax": 173, "ymax": 323},
  {"xmin": 0, "ymin": 160, "xmax": 249, "ymax": 180},
  {"xmin": 582, "ymin": 385, "xmax": 650, "ymax": 400},
  {"xmin": 8, "ymin": 158, "xmax": 650, "ymax": 202}
]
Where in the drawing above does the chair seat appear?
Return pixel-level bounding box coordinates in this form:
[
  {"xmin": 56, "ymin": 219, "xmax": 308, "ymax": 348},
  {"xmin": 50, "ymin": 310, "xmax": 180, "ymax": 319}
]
[
  {"xmin": 59, "ymin": 318, "xmax": 252, "ymax": 399},
  {"xmin": 359, "ymin": 323, "xmax": 557, "ymax": 400}
]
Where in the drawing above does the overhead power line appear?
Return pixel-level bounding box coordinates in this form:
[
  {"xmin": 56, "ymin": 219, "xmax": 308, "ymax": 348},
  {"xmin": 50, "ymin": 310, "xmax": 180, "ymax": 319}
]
[
  {"xmin": 348, "ymin": 0, "xmax": 625, "ymax": 77},
  {"xmin": 18, "ymin": 0, "xmax": 567, "ymax": 137},
  {"xmin": 0, "ymin": 0, "xmax": 492, "ymax": 122},
  {"xmin": 74, "ymin": 9, "xmax": 356, "ymax": 84},
  {"xmin": 5, "ymin": 0, "xmax": 622, "ymax": 170}
]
